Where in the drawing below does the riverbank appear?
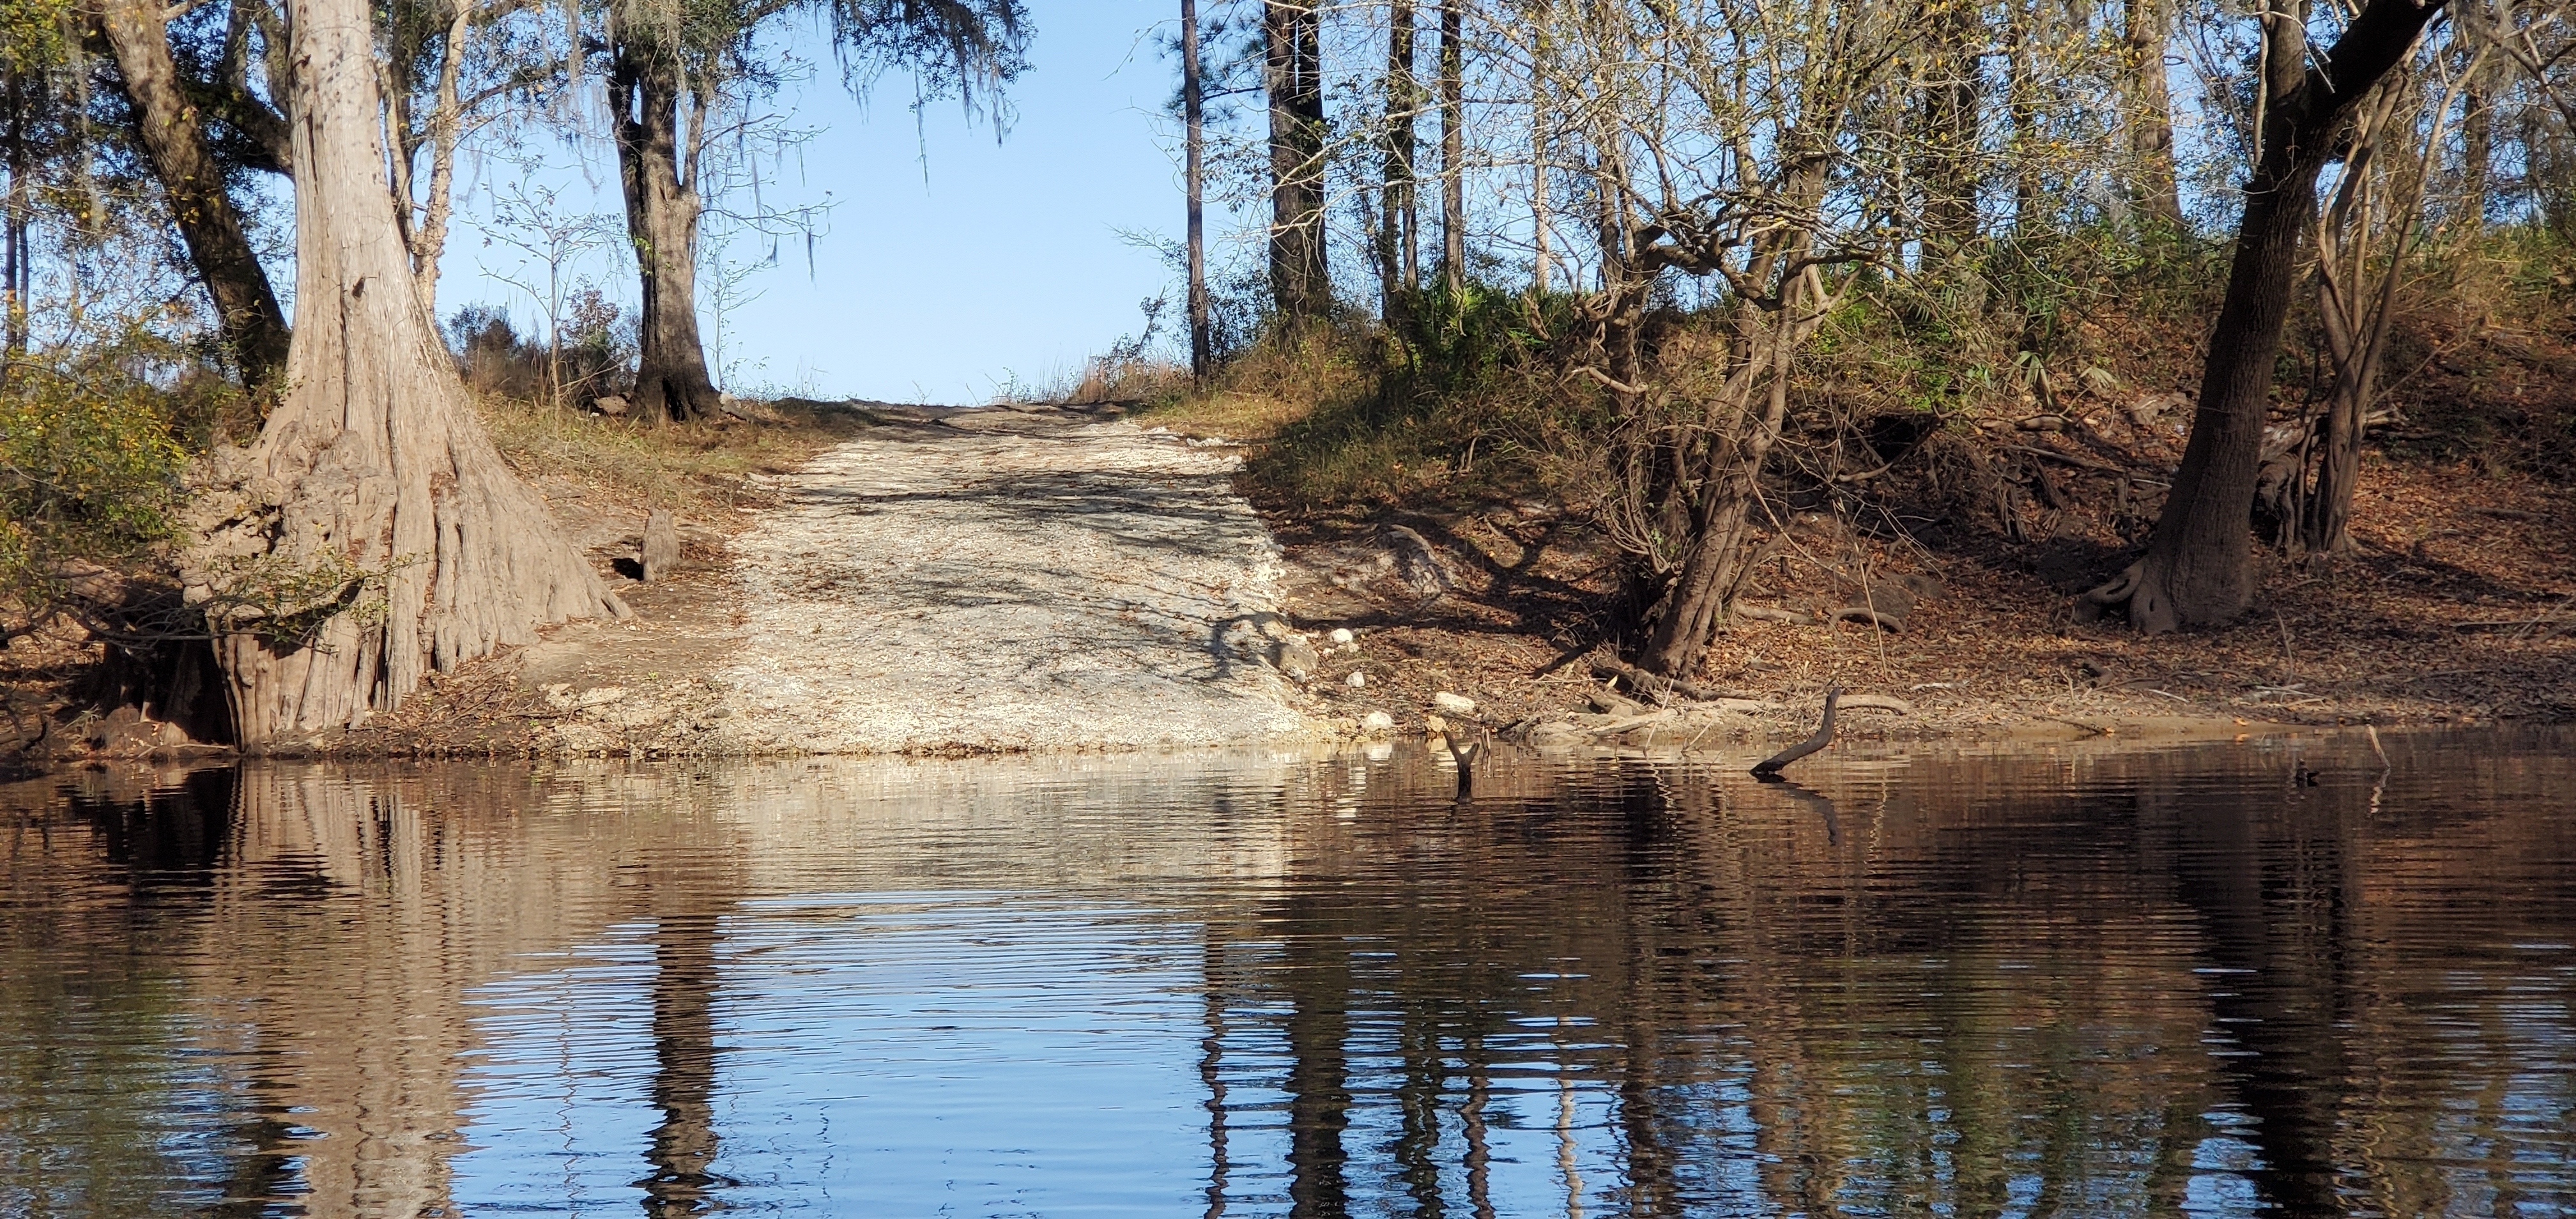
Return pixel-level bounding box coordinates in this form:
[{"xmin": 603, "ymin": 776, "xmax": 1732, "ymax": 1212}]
[
  {"xmin": 6, "ymin": 395, "xmax": 2570, "ymax": 771},
  {"xmin": 309, "ymin": 402, "xmax": 1334, "ymax": 758}
]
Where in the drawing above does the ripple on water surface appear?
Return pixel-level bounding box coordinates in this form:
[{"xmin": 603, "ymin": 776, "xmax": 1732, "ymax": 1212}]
[{"xmin": 2, "ymin": 729, "xmax": 2573, "ymax": 1216}]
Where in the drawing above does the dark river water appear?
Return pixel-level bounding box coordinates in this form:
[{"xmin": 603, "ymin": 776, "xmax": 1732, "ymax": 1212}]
[{"xmin": 3, "ymin": 728, "xmax": 2571, "ymax": 1216}]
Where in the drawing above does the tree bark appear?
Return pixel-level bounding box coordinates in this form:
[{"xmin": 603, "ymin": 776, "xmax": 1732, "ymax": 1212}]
[
  {"xmin": 1379, "ymin": 0, "xmax": 1418, "ymax": 324},
  {"xmin": 1184, "ymin": 0, "xmax": 1211, "ymax": 376},
  {"xmin": 2459, "ymin": 80, "xmax": 2490, "ymax": 227},
  {"xmin": 2085, "ymin": 0, "xmax": 2447, "ymax": 632},
  {"xmin": 2123, "ymin": 0, "xmax": 2184, "ymax": 227},
  {"xmin": 3, "ymin": 64, "xmax": 29, "ymax": 362},
  {"xmin": 1921, "ymin": 0, "xmax": 1984, "ymax": 253},
  {"xmin": 2004, "ymin": 0, "xmax": 2040, "ymax": 228},
  {"xmin": 96, "ymin": 0, "xmax": 291, "ymax": 386},
  {"xmin": 1265, "ymin": 1, "xmax": 1329, "ymax": 322},
  {"xmin": 611, "ymin": 27, "xmax": 720, "ymax": 422},
  {"xmin": 396, "ymin": 2, "xmax": 473, "ymax": 317},
  {"xmin": 185, "ymin": 0, "xmax": 628, "ymax": 745},
  {"xmin": 1439, "ymin": 0, "xmax": 1465, "ymax": 288}
]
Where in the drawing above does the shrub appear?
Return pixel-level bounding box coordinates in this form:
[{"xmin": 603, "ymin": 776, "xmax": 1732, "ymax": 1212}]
[{"xmin": 0, "ymin": 351, "xmax": 193, "ymax": 637}]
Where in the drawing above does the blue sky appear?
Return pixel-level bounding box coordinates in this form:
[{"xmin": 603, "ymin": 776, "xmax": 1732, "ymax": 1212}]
[{"xmin": 445, "ymin": 0, "xmax": 1193, "ymax": 404}]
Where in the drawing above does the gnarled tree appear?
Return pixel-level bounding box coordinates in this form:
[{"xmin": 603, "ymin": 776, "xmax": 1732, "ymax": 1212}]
[
  {"xmin": 185, "ymin": 0, "xmax": 629, "ymax": 745},
  {"xmin": 1509, "ymin": 0, "xmax": 1914, "ymax": 678}
]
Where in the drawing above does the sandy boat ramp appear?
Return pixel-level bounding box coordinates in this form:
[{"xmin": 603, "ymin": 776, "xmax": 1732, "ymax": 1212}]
[{"xmin": 512, "ymin": 407, "xmax": 1333, "ymax": 755}]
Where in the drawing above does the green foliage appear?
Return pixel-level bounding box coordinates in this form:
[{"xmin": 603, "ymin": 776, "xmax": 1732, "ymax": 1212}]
[
  {"xmin": 194, "ymin": 549, "xmax": 394, "ymax": 651},
  {"xmin": 0, "ymin": 0, "xmax": 73, "ymax": 70},
  {"xmin": 0, "ymin": 352, "xmax": 194, "ymax": 632},
  {"xmin": 1390, "ymin": 278, "xmax": 1570, "ymax": 393}
]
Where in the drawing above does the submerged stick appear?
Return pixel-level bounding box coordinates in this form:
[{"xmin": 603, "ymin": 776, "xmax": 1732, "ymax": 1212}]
[{"xmin": 1751, "ymin": 686, "xmax": 1841, "ymax": 778}]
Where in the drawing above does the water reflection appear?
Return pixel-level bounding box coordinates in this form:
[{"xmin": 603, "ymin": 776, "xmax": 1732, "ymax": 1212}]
[{"xmin": 0, "ymin": 730, "xmax": 2570, "ymax": 1216}]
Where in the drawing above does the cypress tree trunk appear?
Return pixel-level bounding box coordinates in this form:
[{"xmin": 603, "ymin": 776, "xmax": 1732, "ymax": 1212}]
[
  {"xmin": 2084, "ymin": 0, "xmax": 2448, "ymax": 632},
  {"xmin": 611, "ymin": 32, "xmax": 720, "ymax": 422},
  {"xmin": 96, "ymin": 0, "xmax": 291, "ymax": 385},
  {"xmin": 186, "ymin": 0, "xmax": 629, "ymax": 745}
]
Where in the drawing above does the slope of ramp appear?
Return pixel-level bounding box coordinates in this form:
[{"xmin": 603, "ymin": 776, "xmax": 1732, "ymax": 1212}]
[{"xmin": 713, "ymin": 410, "xmax": 1323, "ymax": 752}]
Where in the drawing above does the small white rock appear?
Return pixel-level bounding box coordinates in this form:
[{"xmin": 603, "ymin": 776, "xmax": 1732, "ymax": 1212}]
[
  {"xmin": 1361, "ymin": 710, "xmax": 1397, "ymax": 732},
  {"xmin": 1432, "ymin": 691, "xmax": 1476, "ymax": 715},
  {"xmin": 1328, "ymin": 627, "xmax": 1355, "ymax": 647},
  {"xmin": 1346, "ymin": 670, "xmax": 1367, "ymax": 689}
]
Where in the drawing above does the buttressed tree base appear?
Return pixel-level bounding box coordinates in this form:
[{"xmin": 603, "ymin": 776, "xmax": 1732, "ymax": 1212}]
[{"xmin": 183, "ymin": 0, "xmax": 629, "ymax": 746}]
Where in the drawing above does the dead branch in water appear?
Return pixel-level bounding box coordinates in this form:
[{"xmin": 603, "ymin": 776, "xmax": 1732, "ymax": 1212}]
[{"xmin": 1752, "ymin": 686, "xmax": 1841, "ymax": 777}]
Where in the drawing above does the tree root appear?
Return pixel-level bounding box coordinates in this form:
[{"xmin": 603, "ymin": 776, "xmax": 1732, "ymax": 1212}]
[
  {"xmin": 1825, "ymin": 606, "xmax": 1904, "ymax": 632},
  {"xmin": 2074, "ymin": 560, "xmax": 2144, "ymax": 626},
  {"xmin": 1587, "ymin": 648, "xmax": 1748, "ymax": 703},
  {"xmin": 1733, "ymin": 604, "xmax": 1818, "ymax": 625}
]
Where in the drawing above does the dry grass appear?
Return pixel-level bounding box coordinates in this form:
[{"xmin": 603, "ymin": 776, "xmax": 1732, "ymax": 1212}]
[
  {"xmin": 476, "ymin": 394, "xmax": 862, "ymax": 523},
  {"xmin": 1139, "ymin": 328, "xmax": 1546, "ymax": 514}
]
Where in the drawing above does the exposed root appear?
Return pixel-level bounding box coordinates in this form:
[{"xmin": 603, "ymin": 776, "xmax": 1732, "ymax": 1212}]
[{"xmin": 1587, "ymin": 647, "xmax": 1748, "ymax": 703}]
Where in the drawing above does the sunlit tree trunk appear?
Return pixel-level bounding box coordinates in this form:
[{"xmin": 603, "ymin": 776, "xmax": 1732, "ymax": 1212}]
[
  {"xmin": 389, "ymin": 2, "xmax": 474, "ymax": 317},
  {"xmin": 2124, "ymin": 0, "xmax": 2185, "ymax": 227},
  {"xmin": 2, "ymin": 63, "xmax": 29, "ymax": 362},
  {"xmin": 2460, "ymin": 80, "xmax": 2491, "ymax": 226},
  {"xmin": 1439, "ymin": 0, "xmax": 1465, "ymax": 288},
  {"xmin": 1184, "ymin": 0, "xmax": 1211, "ymax": 376},
  {"xmin": 1379, "ymin": 0, "xmax": 1418, "ymax": 324},
  {"xmin": 611, "ymin": 20, "xmax": 721, "ymax": 422},
  {"xmin": 2005, "ymin": 0, "xmax": 2041, "ymax": 228},
  {"xmin": 187, "ymin": 0, "xmax": 629, "ymax": 744},
  {"xmin": 1920, "ymin": 0, "xmax": 1984, "ymax": 253},
  {"xmin": 2084, "ymin": 0, "xmax": 2448, "ymax": 632}
]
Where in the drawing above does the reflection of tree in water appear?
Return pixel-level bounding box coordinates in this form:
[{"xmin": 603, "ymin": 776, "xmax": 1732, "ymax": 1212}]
[
  {"xmin": 3, "ymin": 737, "xmax": 2571, "ymax": 1215},
  {"xmin": 3, "ymin": 762, "xmax": 762, "ymax": 1215},
  {"xmin": 641, "ymin": 911, "xmax": 727, "ymax": 1216},
  {"xmin": 1194, "ymin": 739, "xmax": 2576, "ymax": 1216},
  {"xmin": 2154, "ymin": 768, "xmax": 2354, "ymax": 1219},
  {"xmin": 0, "ymin": 767, "xmax": 305, "ymax": 1216}
]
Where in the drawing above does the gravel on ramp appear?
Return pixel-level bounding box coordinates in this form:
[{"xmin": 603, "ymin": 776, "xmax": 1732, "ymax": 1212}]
[{"xmin": 714, "ymin": 411, "xmax": 1326, "ymax": 752}]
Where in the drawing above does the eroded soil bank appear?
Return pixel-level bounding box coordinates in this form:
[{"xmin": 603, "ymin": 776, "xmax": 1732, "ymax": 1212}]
[{"xmin": 277, "ymin": 401, "xmax": 2576, "ymax": 757}]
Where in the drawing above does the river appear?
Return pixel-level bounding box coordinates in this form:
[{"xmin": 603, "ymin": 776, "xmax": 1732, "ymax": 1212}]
[{"xmin": 3, "ymin": 728, "xmax": 2570, "ymax": 1215}]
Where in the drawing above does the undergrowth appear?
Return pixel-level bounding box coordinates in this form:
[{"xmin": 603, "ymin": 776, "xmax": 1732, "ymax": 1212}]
[
  {"xmin": 0, "ymin": 335, "xmax": 245, "ymax": 638},
  {"xmin": 1147, "ymin": 219, "xmax": 2575, "ymax": 527}
]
